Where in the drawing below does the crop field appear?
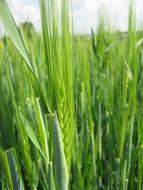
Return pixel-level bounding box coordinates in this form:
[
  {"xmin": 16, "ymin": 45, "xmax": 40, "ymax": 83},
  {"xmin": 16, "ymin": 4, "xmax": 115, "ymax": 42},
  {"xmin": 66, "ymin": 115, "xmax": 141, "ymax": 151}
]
[{"xmin": 0, "ymin": 0, "xmax": 143, "ymax": 189}]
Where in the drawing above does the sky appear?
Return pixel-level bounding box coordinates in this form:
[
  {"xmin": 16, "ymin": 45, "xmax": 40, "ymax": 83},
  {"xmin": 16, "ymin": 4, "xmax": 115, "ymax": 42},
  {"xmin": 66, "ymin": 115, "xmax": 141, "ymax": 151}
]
[{"xmin": 0, "ymin": 0, "xmax": 143, "ymax": 34}]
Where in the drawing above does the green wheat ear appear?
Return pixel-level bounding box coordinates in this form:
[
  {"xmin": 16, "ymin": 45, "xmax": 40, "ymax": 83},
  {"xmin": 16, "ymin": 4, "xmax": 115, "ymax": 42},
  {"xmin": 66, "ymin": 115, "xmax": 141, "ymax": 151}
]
[
  {"xmin": 0, "ymin": 0, "xmax": 74, "ymax": 188},
  {"xmin": 39, "ymin": 0, "xmax": 74, "ymax": 174},
  {"xmin": 57, "ymin": 84, "xmax": 74, "ymax": 172}
]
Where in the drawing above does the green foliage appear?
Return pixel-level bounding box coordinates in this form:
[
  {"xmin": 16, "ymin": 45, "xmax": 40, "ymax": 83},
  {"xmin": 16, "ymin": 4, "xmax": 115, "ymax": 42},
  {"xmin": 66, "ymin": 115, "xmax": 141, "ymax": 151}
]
[
  {"xmin": 19, "ymin": 22, "xmax": 36, "ymax": 39},
  {"xmin": 0, "ymin": 0, "xmax": 143, "ymax": 190}
]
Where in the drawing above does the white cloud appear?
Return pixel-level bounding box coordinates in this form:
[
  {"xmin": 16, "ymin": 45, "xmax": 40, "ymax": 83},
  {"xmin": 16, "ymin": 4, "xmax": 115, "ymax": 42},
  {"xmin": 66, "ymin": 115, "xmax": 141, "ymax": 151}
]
[
  {"xmin": 0, "ymin": 0, "xmax": 143, "ymax": 34},
  {"xmin": 7, "ymin": 0, "xmax": 40, "ymax": 30},
  {"xmin": 72, "ymin": 0, "xmax": 143, "ymax": 33}
]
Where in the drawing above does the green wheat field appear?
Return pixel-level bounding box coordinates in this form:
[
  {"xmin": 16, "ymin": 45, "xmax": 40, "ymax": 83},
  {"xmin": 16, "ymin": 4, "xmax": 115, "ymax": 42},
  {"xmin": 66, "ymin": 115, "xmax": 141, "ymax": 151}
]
[{"xmin": 0, "ymin": 0, "xmax": 143, "ymax": 189}]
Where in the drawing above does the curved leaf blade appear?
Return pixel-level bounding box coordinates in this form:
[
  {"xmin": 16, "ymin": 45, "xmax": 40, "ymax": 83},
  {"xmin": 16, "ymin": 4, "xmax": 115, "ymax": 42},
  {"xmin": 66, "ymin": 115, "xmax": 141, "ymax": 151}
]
[{"xmin": 0, "ymin": 0, "xmax": 35, "ymax": 75}]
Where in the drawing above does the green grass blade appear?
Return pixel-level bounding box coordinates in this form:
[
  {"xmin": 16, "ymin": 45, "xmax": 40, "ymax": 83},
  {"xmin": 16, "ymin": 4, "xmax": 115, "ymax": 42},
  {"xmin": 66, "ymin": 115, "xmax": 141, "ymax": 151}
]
[
  {"xmin": 0, "ymin": 149, "xmax": 13, "ymax": 190},
  {"xmin": 52, "ymin": 114, "xmax": 68, "ymax": 190},
  {"xmin": 19, "ymin": 110, "xmax": 46, "ymax": 160},
  {"xmin": 6, "ymin": 148, "xmax": 25, "ymax": 190},
  {"xmin": 0, "ymin": 0, "xmax": 33, "ymax": 73}
]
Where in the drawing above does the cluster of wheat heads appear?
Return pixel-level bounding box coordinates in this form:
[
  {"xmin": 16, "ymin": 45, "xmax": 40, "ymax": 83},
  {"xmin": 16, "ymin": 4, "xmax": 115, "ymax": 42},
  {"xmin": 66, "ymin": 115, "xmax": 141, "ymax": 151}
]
[{"xmin": 1, "ymin": 0, "xmax": 143, "ymax": 189}]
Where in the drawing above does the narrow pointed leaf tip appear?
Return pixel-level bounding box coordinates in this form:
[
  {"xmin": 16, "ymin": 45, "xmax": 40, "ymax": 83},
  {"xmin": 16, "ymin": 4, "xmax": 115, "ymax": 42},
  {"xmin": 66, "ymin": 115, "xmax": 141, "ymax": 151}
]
[{"xmin": 0, "ymin": 0, "xmax": 33, "ymax": 72}]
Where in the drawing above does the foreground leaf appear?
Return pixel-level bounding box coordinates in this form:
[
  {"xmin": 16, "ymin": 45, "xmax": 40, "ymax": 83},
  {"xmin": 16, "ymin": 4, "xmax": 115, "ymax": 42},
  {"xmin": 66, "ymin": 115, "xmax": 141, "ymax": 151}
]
[
  {"xmin": 0, "ymin": 0, "xmax": 33, "ymax": 73},
  {"xmin": 52, "ymin": 115, "xmax": 68, "ymax": 190}
]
